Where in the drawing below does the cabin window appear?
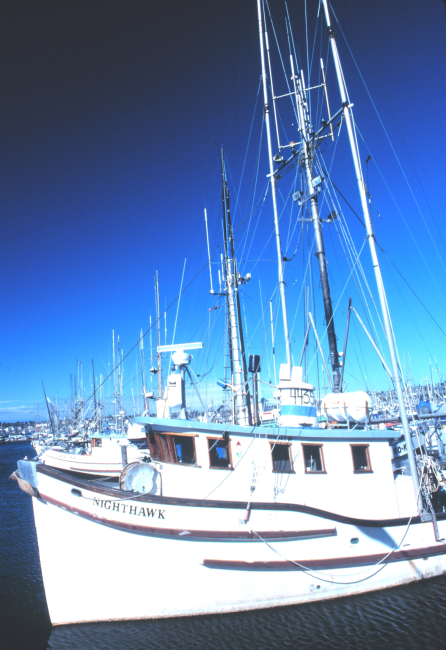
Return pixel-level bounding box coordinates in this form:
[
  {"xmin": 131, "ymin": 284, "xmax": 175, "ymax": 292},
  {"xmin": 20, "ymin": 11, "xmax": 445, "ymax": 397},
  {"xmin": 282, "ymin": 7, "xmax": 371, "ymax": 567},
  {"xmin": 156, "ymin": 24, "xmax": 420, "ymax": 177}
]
[
  {"xmin": 92, "ymin": 438, "xmax": 102, "ymax": 448},
  {"xmin": 208, "ymin": 437, "xmax": 232, "ymax": 469},
  {"xmin": 303, "ymin": 444, "xmax": 325, "ymax": 473},
  {"xmin": 270, "ymin": 442, "xmax": 293, "ymax": 473},
  {"xmin": 147, "ymin": 431, "xmax": 197, "ymax": 465},
  {"xmin": 351, "ymin": 445, "xmax": 372, "ymax": 473}
]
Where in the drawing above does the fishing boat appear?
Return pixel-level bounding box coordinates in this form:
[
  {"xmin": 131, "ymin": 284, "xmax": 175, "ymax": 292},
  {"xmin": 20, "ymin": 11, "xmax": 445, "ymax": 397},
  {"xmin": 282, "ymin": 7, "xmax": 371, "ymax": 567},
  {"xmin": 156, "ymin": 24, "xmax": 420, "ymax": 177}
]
[
  {"xmin": 12, "ymin": 0, "xmax": 446, "ymax": 627},
  {"xmin": 37, "ymin": 431, "xmax": 149, "ymax": 478}
]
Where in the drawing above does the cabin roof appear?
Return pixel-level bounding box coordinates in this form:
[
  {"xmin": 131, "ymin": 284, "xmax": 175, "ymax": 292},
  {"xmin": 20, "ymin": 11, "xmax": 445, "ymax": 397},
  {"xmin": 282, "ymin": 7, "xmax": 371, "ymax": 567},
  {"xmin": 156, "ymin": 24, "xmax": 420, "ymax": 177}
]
[{"xmin": 134, "ymin": 416, "xmax": 397, "ymax": 442}]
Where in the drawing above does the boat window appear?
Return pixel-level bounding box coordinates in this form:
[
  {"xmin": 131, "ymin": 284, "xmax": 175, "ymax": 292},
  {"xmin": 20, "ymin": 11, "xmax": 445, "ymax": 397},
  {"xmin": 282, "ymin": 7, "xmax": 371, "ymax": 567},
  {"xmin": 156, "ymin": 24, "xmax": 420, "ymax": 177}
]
[
  {"xmin": 351, "ymin": 445, "xmax": 372, "ymax": 472},
  {"xmin": 173, "ymin": 435, "xmax": 196, "ymax": 464},
  {"xmin": 147, "ymin": 431, "xmax": 196, "ymax": 465},
  {"xmin": 303, "ymin": 444, "xmax": 325, "ymax": 473},
  {"xmin": 208, "ymin": 437, "xmax": 232, "ymax": 469},
  {"xmin": 270, "ymin": 442, "xmax": 293, "ymax": 473}
]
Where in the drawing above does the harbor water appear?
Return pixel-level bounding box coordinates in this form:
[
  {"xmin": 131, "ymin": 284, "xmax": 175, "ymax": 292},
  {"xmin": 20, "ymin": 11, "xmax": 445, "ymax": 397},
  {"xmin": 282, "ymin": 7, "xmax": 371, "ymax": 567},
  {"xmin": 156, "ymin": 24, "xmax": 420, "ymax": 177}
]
[{"xmin": 2, "ymin": 441, "xmax": 446, "ymax": 650}]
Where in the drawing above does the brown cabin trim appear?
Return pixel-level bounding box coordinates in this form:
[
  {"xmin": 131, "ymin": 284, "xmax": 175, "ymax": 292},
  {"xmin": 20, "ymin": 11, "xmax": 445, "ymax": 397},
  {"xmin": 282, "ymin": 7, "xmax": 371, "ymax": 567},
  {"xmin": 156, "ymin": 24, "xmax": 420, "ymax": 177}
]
[
  {"xmin": 269, "ymin": 441, "xmax": 295, "ymax": 474},
  {"xmin": 301, "ymin": 443, "xmax": 327, "ymax": 474},
  {"xmin": 203, "ymin": 542, "xmax": 446, "ymax": 570},
  {"xmin": 350, "ymin": 443, "xmax": 373, "ymax": 473},
  {"xmin": 36, "ymin": 464, "xmax": 446, "ymax": 529},
  {"xmin": 207, "ymin": 436, "xmax": 233, "ymax": 470}
]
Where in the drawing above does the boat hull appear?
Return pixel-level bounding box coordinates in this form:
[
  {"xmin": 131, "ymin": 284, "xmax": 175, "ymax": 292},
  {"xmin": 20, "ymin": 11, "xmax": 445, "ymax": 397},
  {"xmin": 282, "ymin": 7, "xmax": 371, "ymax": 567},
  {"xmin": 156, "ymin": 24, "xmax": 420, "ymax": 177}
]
[{"xmin": 30, "ymin": 467, "xmax": 446, "ymax": 626}]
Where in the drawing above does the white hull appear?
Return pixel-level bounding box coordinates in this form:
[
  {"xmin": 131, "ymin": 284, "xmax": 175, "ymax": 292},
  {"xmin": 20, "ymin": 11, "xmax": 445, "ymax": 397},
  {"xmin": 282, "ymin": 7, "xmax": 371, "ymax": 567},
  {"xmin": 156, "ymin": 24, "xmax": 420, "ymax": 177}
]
[
  {"xmin": 31, "ymin": 466, "xmax": 446, "ymax": 626},
  {"xmin": 39, "ymin": 443, "xmax": 147, "ymax": 477}
]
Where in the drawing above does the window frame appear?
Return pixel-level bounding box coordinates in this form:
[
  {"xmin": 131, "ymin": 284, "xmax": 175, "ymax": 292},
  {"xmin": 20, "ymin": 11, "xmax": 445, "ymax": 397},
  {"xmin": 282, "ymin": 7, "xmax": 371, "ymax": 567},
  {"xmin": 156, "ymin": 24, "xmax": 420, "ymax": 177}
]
[
  {"xmin": 207, "ymin": 436, "xmax": 233, "ymax": 470},
  {"xmin": 350, "ymin": 444, "xmax": 372, "ymax": 473},
  {"xmin": 269, "ymin": 441, "xmax": 295, "ymax": 474},
  {"xmin": 146, "ymin": 430, "xmax": 199, "ymax": 467},
  {"xmin": 302, "ymin": 443, "xmax": 326, "ymax": 474}
]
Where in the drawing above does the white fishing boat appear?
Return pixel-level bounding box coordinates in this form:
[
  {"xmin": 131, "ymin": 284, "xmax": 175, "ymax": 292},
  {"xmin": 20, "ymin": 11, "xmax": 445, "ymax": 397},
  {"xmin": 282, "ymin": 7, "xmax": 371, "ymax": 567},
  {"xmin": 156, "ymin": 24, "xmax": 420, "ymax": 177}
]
[
  {"xmin": 38, "ymin": 432, "xmax": 149, "ymax": 478},
  {"xmin": 12, "ymin": 0, "xmax": 446, "ymax": 627}
]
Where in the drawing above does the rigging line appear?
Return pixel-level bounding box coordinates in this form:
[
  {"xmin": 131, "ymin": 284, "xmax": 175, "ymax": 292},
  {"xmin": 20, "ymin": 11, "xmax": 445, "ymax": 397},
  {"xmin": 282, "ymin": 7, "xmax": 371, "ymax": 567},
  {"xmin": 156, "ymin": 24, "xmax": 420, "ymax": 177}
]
[
  {"xmin": 344, "ymin": 0, "xmax": 446, "ymax": 257},
  {"xmin": 264, "ymin": 0, "xmax": 297, "ymax": 120},
  {"xmin": 251, "ymin": 502, "xmax": 416, "ymax": 584},
  {"xmin": 318, "ymin": 156, "xmax": 385, "ymax": 347},
  {"xmin": 305, "ymin": 0, "xmax": 310, "ymax": 116},
  {"xmin": 328, "ymin": 188, "xmax": 384, "ymax": 346},
  {"xmin": 318, "ymin": 164, "xmax": 365, "ymax": 228},
  {"xmin": 239, "ymin": 122, "xmax": 265, "ymax": 265},
  {"xmin": 330, "ymin": 5, "xmax": 446, "ymax": 277},
  {"xmin": 352, "ymin": 126, "xmax": 446, "ymax": 308},
  {"xmin": 308, "ymin": 0, "xmax": 321, "ymax": 85},
  {"xmin": 168, "ymin": 258, "xmax": 187, "ymax": 372},
  {"xmin": 375, "ymin": 241, "xmax": 446, "ymax": 343},
  {"xmin": 305, "ymin": 239, "xmax": 367, "ymax": 379},
  {"xmin": 287, "ymin": 235, "xmax": 315, "ymax": 346},
  {"xmin": 317, "ymin": 150, "xmax": 385, "ymax": 338},
  {"xmin": 237, "ymin": 139, "xmax": 268, "ymax": 266},
  {"xmin": 285, "ymin": 3, "xmax": 301, "ymax": 83},
  {"xmin": 234, "ymin": 80, "xmax": 262, "ymax": 223},
  {"xmin": 352, "ymin": 322, "xmax": 370, "ymax": 391},
  {"xmin": 284, "ymin": 172, "xmax": 299, "ymax": 251},
  {"xmin": 387, "ymin": 270, "xmax": 434, "ymax": 362}
]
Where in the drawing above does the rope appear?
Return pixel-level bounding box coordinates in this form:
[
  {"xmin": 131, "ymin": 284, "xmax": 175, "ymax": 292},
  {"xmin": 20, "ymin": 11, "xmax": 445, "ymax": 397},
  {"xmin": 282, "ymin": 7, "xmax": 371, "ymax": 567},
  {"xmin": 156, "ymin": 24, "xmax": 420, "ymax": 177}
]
[{"xmin": 249, "ymin": 476, "xmax": 423, "ymax": 585}]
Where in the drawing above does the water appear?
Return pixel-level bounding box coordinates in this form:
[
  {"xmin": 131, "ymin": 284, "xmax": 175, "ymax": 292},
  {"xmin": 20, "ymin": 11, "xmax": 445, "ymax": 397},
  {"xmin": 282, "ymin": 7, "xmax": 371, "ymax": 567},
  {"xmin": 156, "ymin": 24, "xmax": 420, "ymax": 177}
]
[{"xmin": 2, "ymin": 441, "xmax": 446, "ymax": 650}]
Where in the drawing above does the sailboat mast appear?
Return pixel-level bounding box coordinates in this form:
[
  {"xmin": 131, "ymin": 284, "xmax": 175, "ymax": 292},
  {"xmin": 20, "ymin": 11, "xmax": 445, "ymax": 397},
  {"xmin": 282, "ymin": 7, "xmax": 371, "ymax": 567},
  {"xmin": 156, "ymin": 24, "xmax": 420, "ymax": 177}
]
[
  {"xmin": 92, "ymin": 359, "xmax": 97, "ymax": 422},
  {"xmin": 221, "ymin": 150, "xmax": 250, "ymax": 425},
  {"xmin": 155, "ymin": 271, "xmax": 163, "ymax": 399},
  {"xmin": 320, "ymin": 0, "xmax": 421, "ymax": 507},
  {"xmin": 140, "ymin": 329, "xmax": 147, "ymax": 412},
  {"xmin": 257, "ymin": 0, "xmax": 292, "ymax": 372},
  {"xmin": 291, "ymin": 57, "xmax": 341, "ymax": 392}
]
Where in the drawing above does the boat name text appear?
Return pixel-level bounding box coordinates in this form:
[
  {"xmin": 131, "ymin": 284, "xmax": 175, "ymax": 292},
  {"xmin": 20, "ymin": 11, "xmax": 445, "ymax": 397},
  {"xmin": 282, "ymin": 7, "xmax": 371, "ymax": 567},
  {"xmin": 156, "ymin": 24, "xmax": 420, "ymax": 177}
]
[{"xmin": 93, "ymin": 498, "xmax": 165, "ymax": 518}]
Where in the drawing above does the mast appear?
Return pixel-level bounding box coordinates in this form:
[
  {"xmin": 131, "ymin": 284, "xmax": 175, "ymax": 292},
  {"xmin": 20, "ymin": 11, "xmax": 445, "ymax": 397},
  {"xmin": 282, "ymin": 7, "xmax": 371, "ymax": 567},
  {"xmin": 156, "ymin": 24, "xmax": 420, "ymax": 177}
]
[
  {"xmin": 155, "ymin": 271, "xmax": 163, "ymax": 399},
  {"xmin": 140, "ymin": 329, "xmax": 148, "ymax": 412},
  {"xmin": 112, "ymin": 331, "xmax": 117, "ymax": 432},
  {"xmin": 92, "ymin": 359, "xmax": 97, "ymax": 424},
  {"xmin": 257, "ymin": 0, "xmax": 292, "ymax": 373},
  {"xmin": 220, "ymin": 149, "xmax": 251, "ymax": 425},
  {"xmin": 320, "ymin": 0, "xmax": 421, "ymax": 508},
  {"xmin": 290, "ymin": 57, "xmax": 341, "ymax": 392}
]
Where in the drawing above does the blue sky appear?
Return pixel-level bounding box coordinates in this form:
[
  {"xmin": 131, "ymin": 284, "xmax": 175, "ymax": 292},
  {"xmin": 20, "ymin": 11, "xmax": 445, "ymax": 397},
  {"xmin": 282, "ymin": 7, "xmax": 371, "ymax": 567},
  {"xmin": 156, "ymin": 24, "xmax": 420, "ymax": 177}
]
[{"xmin": 1, "ymin": 0, "xmax": 446, "ymax": 422}]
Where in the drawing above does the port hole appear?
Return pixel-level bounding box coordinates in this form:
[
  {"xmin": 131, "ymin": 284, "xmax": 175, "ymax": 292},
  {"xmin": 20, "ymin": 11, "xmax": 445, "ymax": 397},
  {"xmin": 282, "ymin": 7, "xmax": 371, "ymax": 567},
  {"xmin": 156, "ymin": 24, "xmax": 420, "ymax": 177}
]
[
  {"xmin": 350, "ymin": 537, "xmax": 359, "ymax": 544},
  {"xmin": 71, "ymin": 489, "xmax": 82, "ymax": 498}
]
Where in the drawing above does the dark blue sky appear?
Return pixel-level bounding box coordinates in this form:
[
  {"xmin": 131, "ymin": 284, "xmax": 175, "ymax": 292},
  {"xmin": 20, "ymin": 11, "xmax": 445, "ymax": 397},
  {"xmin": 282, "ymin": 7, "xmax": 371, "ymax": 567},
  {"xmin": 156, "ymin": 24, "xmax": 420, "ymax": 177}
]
[{"xmin": 2, "ymin": 0, "xmax": 446, "ymax": 421}]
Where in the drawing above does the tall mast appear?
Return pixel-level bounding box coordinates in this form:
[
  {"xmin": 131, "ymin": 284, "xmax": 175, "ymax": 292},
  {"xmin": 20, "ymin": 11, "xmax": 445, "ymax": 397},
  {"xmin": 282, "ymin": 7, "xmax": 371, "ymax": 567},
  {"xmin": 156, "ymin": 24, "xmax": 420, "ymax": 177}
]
[
  {"xmin": 321, "ymin": 0, "xmax": 421, "ymax": 508},
  {"xmin": 118, "ymin": 335, "xmax": 123, "ymax": 417},
  {"xmin": 221, "ymin": 149, "xmax": 251, "ymax": 425},
  {"xmin": 112, "ymin": 331, "xmax": 117, "ymax": 431},
  {"xmin": 257, "ymin": 0, "xmax": 292, "ymax": 373},
  {"xmin": 290, "ymin": 56, "xmax": 341, "ymax": 392},
  {"xmin": 155, "ymin": 271, "xmax": 163, "ymax": 399},
  {"xmin": 92, "ymin": 359, "xmax": 97, "ymax": 422},
  {"xmin": 140, "ymin": 329, "xmax": 147, "ymax": 412}
]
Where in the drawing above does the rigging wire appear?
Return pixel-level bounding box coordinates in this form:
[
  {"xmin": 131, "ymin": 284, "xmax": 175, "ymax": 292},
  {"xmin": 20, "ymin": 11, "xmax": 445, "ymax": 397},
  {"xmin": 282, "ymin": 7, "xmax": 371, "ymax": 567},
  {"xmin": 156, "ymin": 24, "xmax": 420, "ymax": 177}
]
[{"xmin": 330, "ymin": 4, "xmax": 446, "ymax": 280}]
